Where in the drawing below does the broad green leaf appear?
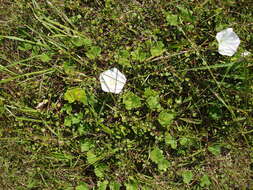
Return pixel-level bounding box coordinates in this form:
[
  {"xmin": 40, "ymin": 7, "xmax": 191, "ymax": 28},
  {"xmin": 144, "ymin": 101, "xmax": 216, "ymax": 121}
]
[
  {"xmin": 123, "ymin": 92, "xmax": 142, "ymax": 110},
  {"xmin": 86, "ymin": 92, "xmax": 97, "ymax": 106},
  {"xmin": 116, "ymin": 49, "xmax": 131, "ymax": 67},
  {"xmin": 94, "ymin": 163, "xmax": 108, "ymax": 178},
  {"xmin": 125, "ymin": 182, "xmax": 138, "ymax": 190},
  {"xmin": 157, "ymin": 158, "xmax": 170, "ymax": 171},
  {"xmin": 64, "ymin": 88, "xmax": 79, "ymax": 103},
  {"xmin": 182, "ymin": 170, "xmax": 193, "ymax": 184},
  {"xmin": 150, "ymin": 147, "xmax": 164, "ymax": 164},
  {"xmin": 143, "ymin": 88, "xmax": 159, "ymax": 98},
  {"xmin": 64, "ymin": 116, "xmax": 72, "ymax": 127},
  {"xmin": 63, "ymin": 62, "xmax": 75, "ymax": 75},
  {"xmin": 146, "ymin": 96, "xmax": 161, "ymax": 110},
  {"xmin": 208, "ymin": 105, "xmax": 222, "ymax": 120},
  {"xmin": 61, "ymin": 104, "xmax": 72, "ymax": 115},
  {"xmin": 81, "ymin": 141, "xmax": 94, "ymax": 152},
  {"xmin": 64, "ymin": 186, "xmax": 72, "ymax": 190},
  {"xmin": 71, "ymin": 116, "xmax": 80, "ymax": 124},
  {"xmin": 64, "ymin": 88, "xmax": 88, "ymax": 105},
  {"xmin": 78, "ymin": 124, "xmax": 90, "ymax": 135},
  {"xmin": 97, "ymin": 180, "xmax": 108, "ymax": 190},
  {"xmin": 99, "ymin": 123, "xmax": 113, "ymax": 135},
  {"xmin": 87, "ymin": 150, "xmax": 100, "ymax": 164},
  {"xmin": 150, "ymin": 41, "xmax": 165, "ymax": 57},
  {"xmin": 142, "ymin": 186, "xmax": 152, "ymax": 190},
  {"xmin": 165, "ymin": 133, "xmax": 177, "ymax": 149},
  {"xmin": 150, "ymin": 147, "xmax": 169, "ymax": 171},
  {"xmin": 39, "ymin": 53, "xmax": 52, "ymax": 63},
  {"xmin": 165, "ymin": 13, "xmax": 179, "ymax": 26},
  {"xmin": 179, "ymin": 137, "xmax": 189, "ymax": 146},
  {"xmin": 177, "ymin": 6, "xmax": 193, "ymax": 22},
  {"xmin": 18, "ymin": 43, "xmax": 33, "ymax": 51},
  {"xmin": 131, "ymin": 48, "xmax": 147, "ymax": 62},
  {"xmin": 109, "ymin": 181, "xmax": 121, "ymax": 190},
  {"xmin": 208, "ymin": 145, "xmax": 221, "ymax": 156},
  {"xmin": 71, "ymin": 36, "xmax": 92, "ymax": 47},
  {"xmin": 200, "ymin": 174, "xmax": 211, "ymax": 187},
  {"xmin": 86, "ymin": 46, "xmax": 101, "ymax": 59},
  {"xmin": 70, "ymin": 14, "xmax": 82, "ymax": 23},
  {"xmin": 158, "ymin": 110, "xmax": 174, "ymax": 127},
  {"xmin": 76, "ymin": 183, "xmax": 89, "ymax": 190}
]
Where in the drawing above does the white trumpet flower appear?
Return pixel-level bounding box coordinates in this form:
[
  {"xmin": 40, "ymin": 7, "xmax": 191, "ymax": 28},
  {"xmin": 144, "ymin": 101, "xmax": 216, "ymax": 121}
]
[
  {"xmin": 241, "ymin": 51, "xmax": 251, "ymax": 57},
  {"xmin": 99, "ymin": 68, "xmax": 126, "ymax": 94},
  {"xmin": 216, "ymin": 28, "xmax": 240, "ymax": 56}
]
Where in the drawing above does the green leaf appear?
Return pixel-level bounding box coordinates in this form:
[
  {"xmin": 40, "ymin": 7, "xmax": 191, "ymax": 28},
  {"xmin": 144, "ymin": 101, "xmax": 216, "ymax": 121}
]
[
  {"xmin": 179, "ymin": 137, "xmax": 189, "ymax": 146},
  {"xmin": 150, "ymin": 41, "xmax": 165, "ymax": 57},
  {"xmin": 63, "ymin": 62, "xmax": 76, "ymax": 75},
  {"xmin": 131, "ymin": 47, "xmax": 147, "ymax": 62},
  {"xmin": 61, "ymin": 104, "xmax": 72, "ymax": 115},
  {"xmin": 71, "ymin": 36, "xmax": 92, "ymax": 47},
  {"xmin": 86, "ymin": 46, "xmax": 101, "ymax": 59},
  {"xmin": 97, "ymin": 180, "xmax": 108, "ymax": 190},
  {"xmin": 64, "ymin": 186, "xmax": 73, "ymax": 190},
  {"xmin": 94, "ymin": 163, "xmax": 108, "ymax": 178},
  {"xmin": 76, "ymin": 183, "xmax": 89, "ymax": 190},
  {"xmin": 158, "ymin": 110, "xmax": 174, "ymax": 127},
  {"xmin": 64, "ymin": 116, "xmax": 72, "ymax": 127},
  {"xmin": 18, "ymin": 43, "xmax": 33, "ymax": 51},
  {"xmin": 208, "ymin": 144, "xmax": 221, "ymax": 156},
  {"xmin": 116, "ymin": 49, "xmax": 131, "ymax": 67},
  {"xmin": 123, "ymin": 92, "xmax": 142, "ymax": 110},
  {"xmin": 182, "ymin": 170, "xmax": 193, "ymax": 184},
  {"xmin": 99, "ymin": 123, "xmax": 113, "ymax": 135},
  {"xmin": 165, "ymin": 133, "xmax": 177, "ymax": 149},
  {"xmin": 150, "ymin": 147, "xmax": 169, "ymax": 171},
  {"xmin": 177, "ymin": 6, "xmax": 193, "ymax": 22},
  {"xmin": 71, "ymin": 116, "xmax": 80, "ymax": 124},
  {"xmin": 78, "ymin": 124, "xmax": 90, "ymax": 135},
  {"xmin": 109, "ymin": 181, "xmax": 121, "ymax": 190},
  {"xmin": 143, "ymin": 88, "xmax": 159, "ymax": 98},
  {"xmin": 146, "ymin": 96, "xmax": 161, "ymax": 110},
  {"xmin": 125, "ymin": 182, "xmax": 138, "ymax": 190},
  {"xmin": 165, "ymin": 13, "xmax": 179, "ymax": 26},
  {"xmin": 64, "ymin": 88, "xmax": 88, "ymax": 105},
  {"xmin": 142, "ymin": 186, "xmax": 152, "ymax": 190},
  {"xmin": 208, "ymin": 105, "xmax": 222, "ymax": 120},
  {"xmin": 80, "ymin": 141, "xmax": 94, "ymax": 152},
  {"xmin": 39, "ymin": 53, "xmax": 52, "ymax": 63},
  {"xmin": 87, "ymin": 150, "xmax": 100, "ymax": 164},
  {"xmin": 200, "ymin": 174, "xmax": 211, "ymax": 187},
  {"xmin": 157, "ymin": 159, "xmax": 170, "ymax": 171},
  {"xmin": 70, "ymin": 14, "xmax": 82, "ymax": 23},
  {"xmin": 150, "ymin": 147, "xmax": 164, "ymax": 164}
]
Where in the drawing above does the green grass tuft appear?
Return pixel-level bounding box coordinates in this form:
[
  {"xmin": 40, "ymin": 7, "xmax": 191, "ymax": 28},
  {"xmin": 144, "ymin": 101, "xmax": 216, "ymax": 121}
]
[{"xmin": 0, "ymin": 0, "xmax": 253, "ymax": 189}]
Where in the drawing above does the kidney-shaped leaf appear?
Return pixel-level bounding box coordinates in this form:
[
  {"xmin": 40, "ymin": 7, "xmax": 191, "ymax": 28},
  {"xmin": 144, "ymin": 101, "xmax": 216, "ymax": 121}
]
[{"xmin": 64, "ymin": 88, "xmax": 87, "ymax": 105}]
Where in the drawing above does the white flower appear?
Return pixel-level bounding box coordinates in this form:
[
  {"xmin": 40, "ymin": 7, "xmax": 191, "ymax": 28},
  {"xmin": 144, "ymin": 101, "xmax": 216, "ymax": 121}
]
[
  {"xmin": 241, "ymin": 51, "xmax": 251, "ymax": 57},
  {"xmin": 216, "ymin": 28, "xmax": 240, "ymax": 56},
  {"xmin": 99, "ymin": 68, "xmax": 127, "ymax": 94}
]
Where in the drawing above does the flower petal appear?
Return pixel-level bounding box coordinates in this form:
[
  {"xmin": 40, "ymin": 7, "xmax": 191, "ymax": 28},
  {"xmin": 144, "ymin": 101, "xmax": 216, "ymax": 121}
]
[
  {"xmin": 216, "ymin": 28, "xmax": 240, "ymax": 56},
  {"xmin": 99, "ymin": 68, "xmax": 127, "ymax": 94},
  {"xmin": 241, "ymin": 51, "xmax": 251, "ymax": 57}
]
